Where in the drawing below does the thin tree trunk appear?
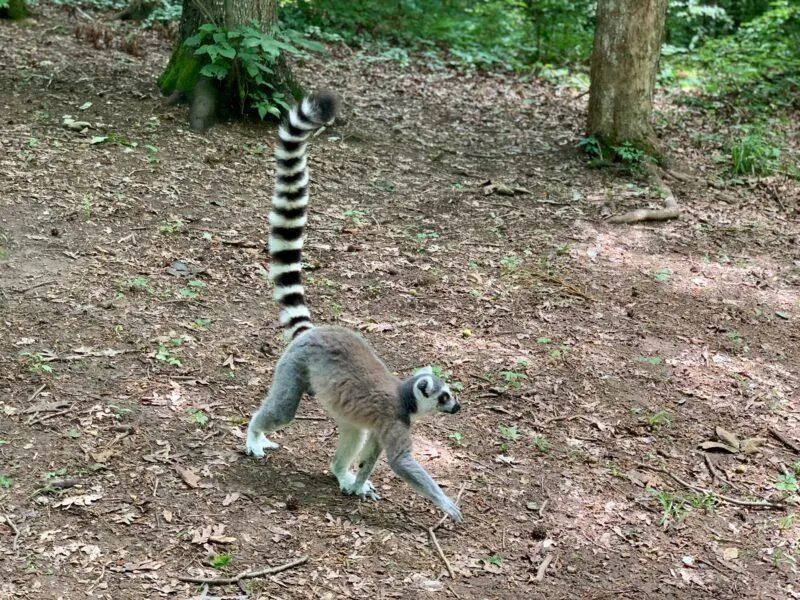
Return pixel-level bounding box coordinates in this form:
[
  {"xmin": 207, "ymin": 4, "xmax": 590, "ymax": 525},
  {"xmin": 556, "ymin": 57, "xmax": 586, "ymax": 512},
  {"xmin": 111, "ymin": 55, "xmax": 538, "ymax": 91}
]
[{"xmin": 587, "ymin": 0, "xmax": 667, "ymax": 155}]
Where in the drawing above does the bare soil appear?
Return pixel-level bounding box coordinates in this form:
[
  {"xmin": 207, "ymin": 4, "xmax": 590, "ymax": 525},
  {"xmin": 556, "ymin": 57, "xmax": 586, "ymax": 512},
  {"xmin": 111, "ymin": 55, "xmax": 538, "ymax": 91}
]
[{"xmin": 1, "ymin": 8, "xmax": 799, "ymax": 600}]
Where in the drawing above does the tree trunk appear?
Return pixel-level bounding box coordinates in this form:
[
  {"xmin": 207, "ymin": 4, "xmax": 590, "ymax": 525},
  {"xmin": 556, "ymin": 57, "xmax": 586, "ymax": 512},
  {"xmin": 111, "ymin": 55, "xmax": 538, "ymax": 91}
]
[
  {"xmin": 587, "ymin": 0, "xmax": 667, "ymax": 156},
  {"xmin": 160, "ymin": 0, "xmax": 290, "ymax": 131}
]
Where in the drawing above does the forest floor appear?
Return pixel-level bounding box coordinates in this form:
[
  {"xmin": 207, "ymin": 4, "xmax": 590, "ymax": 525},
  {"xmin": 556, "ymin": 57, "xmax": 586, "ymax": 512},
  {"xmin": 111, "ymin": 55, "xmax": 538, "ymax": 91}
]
[{"xmin": 1, "ymin": 7, "xmax": 800, "ymax": 600}]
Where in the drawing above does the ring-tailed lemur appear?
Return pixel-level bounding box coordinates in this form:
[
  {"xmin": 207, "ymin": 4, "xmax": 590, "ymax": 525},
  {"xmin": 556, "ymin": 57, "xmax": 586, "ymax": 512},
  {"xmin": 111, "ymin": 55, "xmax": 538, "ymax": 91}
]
[{"xmin": 246, "ymin": 92, "xmax": 463, "ymax": 522}]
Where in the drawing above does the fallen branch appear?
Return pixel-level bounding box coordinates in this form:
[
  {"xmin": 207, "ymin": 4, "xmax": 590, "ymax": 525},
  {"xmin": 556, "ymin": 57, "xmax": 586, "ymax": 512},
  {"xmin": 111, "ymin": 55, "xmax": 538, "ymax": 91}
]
[
  {"xmin": 638, "ymin": 464, "xmax": 786, "ymax": 510},
  {"xmin": 768, "ymin": 427, "xmax": 800, "ymax": 455},
  {"xmin": 26, "ymin": 407, "xmax": 74, "ymax": 426},
  {"xmin": 177, "ymin": 555, "xmax": 308, "ymax": 585},
  {"xmin": 535, "ymin": 553, "xmax": 554, "ymax": 582},
  {"xmin": 428, "ymin": 483, "xmax": 467, "ymax": 579},
  {"xmin": 608, "ymin": 174, "xmax": 680, "ymax": 224},
  {"xmin": 26, "ymin": 383, "xmax": 47, "ymax": 404},
  {"xmin": 3, "ymin": 515, "xmax": 20, "ymax": 551},
  {"xmin": 703, "ymin": 454, "xmax": 739, "ymax": 491}
]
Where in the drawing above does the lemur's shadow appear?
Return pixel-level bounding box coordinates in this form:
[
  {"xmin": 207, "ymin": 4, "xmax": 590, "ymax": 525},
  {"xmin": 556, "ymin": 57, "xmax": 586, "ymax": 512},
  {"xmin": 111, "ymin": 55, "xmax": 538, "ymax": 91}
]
[{"xmin": 223, "ymin": 451, "xmax": 421, "ymax": 532}]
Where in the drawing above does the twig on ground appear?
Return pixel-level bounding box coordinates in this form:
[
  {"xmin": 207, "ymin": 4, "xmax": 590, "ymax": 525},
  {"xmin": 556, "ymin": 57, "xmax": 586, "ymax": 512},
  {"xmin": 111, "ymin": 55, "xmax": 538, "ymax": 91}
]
[
  {"xmin": 293, "ymin": 416, "xmax": 328, "ymax": 421},
  {"xmin": 768, "ymin": 427, "xmax": 800, "ymax": 455},
  {"xmin": 608, "ymin": 173, "xmax": 680, "ymax": 224},
  {"xmin": 638, "ymin": 463, "xmax": 786, "ymax": 510},
  {"xmin": 3, "ymin": 515, "xmax": 20, "ymax": 550},
  {"xmin": 538, "ymin": 499, "xmax": 549, "ymax": 518},
  {"xmin": 26, "ymin": 383, "xmax": 47, "ymax": 404},
  {"xmin": 525, "ymin": 267, "xmax": 596, "ymax": 302},
  {"xmin": 535, "ymin": 553, "xmax": 554, "ymax": 581},
  {"xmin": 428, "ymin": 483, "xmax": 467, "ymax": 579},
  {"xmin": 17, "ymin": 280, "xmax": 56, "ymax": 294},
  {"xmin": 177, "ymin": 555, "xmax": 308, "ymax": 585},
  {"xmin": 703, "ymin": 454, "xmax": 739, "ymax": 491},
  {"xmin": 26, "ymin": 406, "xmax": 74, "ymax": 426}
]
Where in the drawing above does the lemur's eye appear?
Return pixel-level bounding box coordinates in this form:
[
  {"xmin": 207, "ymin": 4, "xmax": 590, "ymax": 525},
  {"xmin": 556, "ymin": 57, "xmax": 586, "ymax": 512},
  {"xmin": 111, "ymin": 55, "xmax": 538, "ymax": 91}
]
[{"xmin": 438, "ymin": 393, "xmax": 450, "ymax": 404}]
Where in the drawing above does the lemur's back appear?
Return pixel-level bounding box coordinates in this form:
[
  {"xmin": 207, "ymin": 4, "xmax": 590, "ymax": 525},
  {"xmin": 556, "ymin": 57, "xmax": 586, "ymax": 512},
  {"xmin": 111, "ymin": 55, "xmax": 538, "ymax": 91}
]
[{"xmin": 292, "ymin": 326, "xmax": 400, "ymax": 429}]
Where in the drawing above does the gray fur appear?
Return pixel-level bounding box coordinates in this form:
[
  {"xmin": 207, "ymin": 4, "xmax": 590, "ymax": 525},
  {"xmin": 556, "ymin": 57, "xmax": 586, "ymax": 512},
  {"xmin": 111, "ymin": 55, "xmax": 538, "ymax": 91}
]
[{"xmin": 246, "ymin": 326, "xmax": 463, "ymax": 521}]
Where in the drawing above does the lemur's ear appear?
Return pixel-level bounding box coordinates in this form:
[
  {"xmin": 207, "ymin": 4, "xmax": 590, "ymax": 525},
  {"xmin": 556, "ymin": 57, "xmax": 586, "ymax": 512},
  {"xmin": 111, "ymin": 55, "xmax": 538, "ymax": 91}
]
[{"xmin": 416, "ymin": 376, "xmax": 433, "ymax": 396}]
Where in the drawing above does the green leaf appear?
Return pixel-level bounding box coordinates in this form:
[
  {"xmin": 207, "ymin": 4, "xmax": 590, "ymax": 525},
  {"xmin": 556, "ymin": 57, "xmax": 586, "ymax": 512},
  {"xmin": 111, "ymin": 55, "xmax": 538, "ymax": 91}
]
[
  {"xmin": 217, "ymin": 45, "xmax": 237, "ymax": 59},
  {"xmin": 654, "ymin": 267, "xmax": 673, "ymax": 282},
  {"xmin": 90, "ymin": 136, "xmax": 109, "ymax": 145},
  {"xmin": 200, "ymin": 63, "xmax": 229, "ymax": 79},
  {"xmin": 184, "ymin": 33, "xmax": 204, "ymax": 47},
  {"xmin": 775, "ymin": 311, "xmax": 789, "ymax": 320},
  {"xmin": 195, "ymin": 44, "xmax": 219, "ymax": 62}
]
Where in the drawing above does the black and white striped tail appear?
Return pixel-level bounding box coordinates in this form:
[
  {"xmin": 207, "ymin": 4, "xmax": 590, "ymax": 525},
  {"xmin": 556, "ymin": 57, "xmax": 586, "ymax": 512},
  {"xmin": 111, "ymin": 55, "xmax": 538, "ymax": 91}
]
[{"xmin": 269, "ymin": 92, "xmax": 340, "ymax": 340}]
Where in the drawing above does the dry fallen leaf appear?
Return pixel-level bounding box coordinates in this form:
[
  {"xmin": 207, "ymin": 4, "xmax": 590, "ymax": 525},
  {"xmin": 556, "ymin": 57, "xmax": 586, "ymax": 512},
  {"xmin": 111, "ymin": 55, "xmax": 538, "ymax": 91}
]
[
  {"xmin": 54, "ymin": 493, "xmax": 103, "ymax": 508},
  {"xmin": 698, "ymin": 441, "xmax": 738, "ymax": 454},
  {"xmin": 176, "ymin": 466, "xmax": 202, "ymax": 489},
  {"xmin": 722, "ymin": 547, "xmax": 739, "ymax": 561},
  {"xmin": 740, "ymin": 437, "xmax": 767, "ymax": 455},
  {"xmin": 715, "ymin": 427, "xmax": 740, "ymax": 450},
  {"xmin": 222, "ymin": 492, "xmax": 240, "ymax": 506}
]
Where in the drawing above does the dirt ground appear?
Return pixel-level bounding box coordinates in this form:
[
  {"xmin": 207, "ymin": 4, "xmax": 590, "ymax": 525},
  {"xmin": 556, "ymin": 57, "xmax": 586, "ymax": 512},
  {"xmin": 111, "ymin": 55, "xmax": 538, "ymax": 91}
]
[{"xmin": 1, "ymin": 7, "xmax": 799, "ymax": 600}]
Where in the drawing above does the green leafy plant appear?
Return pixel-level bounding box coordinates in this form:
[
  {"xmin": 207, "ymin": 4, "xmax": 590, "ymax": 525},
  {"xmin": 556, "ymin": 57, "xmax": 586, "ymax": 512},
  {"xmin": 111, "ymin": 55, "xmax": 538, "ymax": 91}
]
[
  {"xmin": 121, "ymin": 276, "xmax": 155, "ymax": 294},
  {"xmin": 179, "ymin": 279, "xmax": 206, "ymax": 300},
  {"xmin": 210, "ymin": 552, "xmax": 233, "ymax": 569},
  {"xmin": 20, "ymin": 352, "xmax": 53, "ymax": 374},
  {"xmin": 578, "ymin": 135, "xmax": 602, "ymax": 159},
  {"xmin": 159, "ymin": 219, "xmax": 184, "ymax": 234},
  {"xmin": 498, "ymin": 369, "xmax": 527, "ymax": 390},
  {"xmin": 775, "ymin": 473, "xmax": 798, "ymax": 494},
  {"xmin": 343, "ymin": 208, "xmax": 366, "ymax": 226},
  {"xmin": 499, "ymin": 424, "xmax": 518, "ymax": 442},
  {"xmin": 0, "ymin": 475, "xmax": 12, "ymax": 488},
  {"xmin": 155, "ymin": 344, "xmax": 181, "ymax": 367},
  {"xmin": 485, "ymin": 554, "xmax": 504, "ymax": 566},
  {"xmin": 183, "ymin": 22, "xmax": 324, "ymax": 119},
  {"xmin": 448, "ymin": 432, "xmax": 464, "ymax": 446},
  {"xmin": 729, "ymin": 130, "xmax": 781, "ymax": 176},
  {"xmin": 499, "ymin": 254, "xmax": 521, "ymax": 271},
  {"xmin": 187, "ymin": 407, "xmax": 209, "ymax": 427},
  {"xmin": 645, "ymin": 410, "xmax": 673, "ymax": 429},
  {"xmin": 430, "ymin": 365, "xmax": 464, "ymax": 392},
  {"xmin": 530, "ymin": 435, "xmax": 550, "ymax": 452}
]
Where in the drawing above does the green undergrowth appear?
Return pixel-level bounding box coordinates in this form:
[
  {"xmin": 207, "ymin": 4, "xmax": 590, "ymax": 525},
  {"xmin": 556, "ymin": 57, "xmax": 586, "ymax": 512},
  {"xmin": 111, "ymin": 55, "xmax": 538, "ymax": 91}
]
[{"xmin": 280, "ymin": 0, "xmax": 595, "ymax": 71}]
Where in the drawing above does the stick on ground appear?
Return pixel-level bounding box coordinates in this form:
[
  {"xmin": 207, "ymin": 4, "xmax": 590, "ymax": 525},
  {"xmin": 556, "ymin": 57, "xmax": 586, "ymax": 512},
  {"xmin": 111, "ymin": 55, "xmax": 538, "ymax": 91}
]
[
  {"xmin": 428, "ymin": 483, "xmax": 467, "ymax": 579},
  {"xmin": 535, "ymin": 553, "xmax": 554, "ymax": 582},
  {"xmin": 639, "ymin": 464, "xmax": 786, "ymax": 510},
  {"xmin": 178, "ymin": 555, "xmax": 308, "ymax": 586},
  {"xmin": 768, "ymin": 427, "xmax": 800, "ymax": 455}
]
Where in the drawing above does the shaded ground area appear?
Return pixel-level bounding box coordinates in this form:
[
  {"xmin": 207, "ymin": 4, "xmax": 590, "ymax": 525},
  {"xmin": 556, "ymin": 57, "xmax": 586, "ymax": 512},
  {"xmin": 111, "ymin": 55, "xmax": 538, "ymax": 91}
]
[{"xmin": 1, "ymin": 7, "xmax": 799, "ymax": 600}]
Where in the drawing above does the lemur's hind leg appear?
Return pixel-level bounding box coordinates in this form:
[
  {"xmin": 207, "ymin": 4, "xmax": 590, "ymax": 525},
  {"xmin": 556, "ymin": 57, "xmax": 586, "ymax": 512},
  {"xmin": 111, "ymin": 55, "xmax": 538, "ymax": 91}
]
[
  {"xmin": 329, "ymin": 423, "xmax": 364, "ymax": 493},
  {"xmin": 350, "ymin": 432, "xmax": 382, "ymax": 500},
  {"xmin": 246, "ymin": 354, "xmax": 306, "ymax": 457}
]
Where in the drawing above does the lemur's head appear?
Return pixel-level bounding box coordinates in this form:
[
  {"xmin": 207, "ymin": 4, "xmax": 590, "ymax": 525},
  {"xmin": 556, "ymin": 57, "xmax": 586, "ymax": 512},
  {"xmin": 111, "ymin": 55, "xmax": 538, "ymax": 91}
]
[{"xmin": 409, "ymin": 366, "xmax": 461, "ymax": 415}]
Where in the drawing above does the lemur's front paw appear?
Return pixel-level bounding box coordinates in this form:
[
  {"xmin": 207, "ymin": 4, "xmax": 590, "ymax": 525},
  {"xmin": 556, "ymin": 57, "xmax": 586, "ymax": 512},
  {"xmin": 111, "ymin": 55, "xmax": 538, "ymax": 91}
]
[
  {"xmin": 340, "ymin": 476, "xmax": 381, "ymax": 501},
  {"xmin": 246, "ymin": 430, "xmax": 279, "ymax": 457},
  {"xmin": 352, "ymin": 480, "xmax": 381, "ymax": 501},
  {"xmin": 439, "ymin": 497, "xmax": 463, "ymax": 522}
]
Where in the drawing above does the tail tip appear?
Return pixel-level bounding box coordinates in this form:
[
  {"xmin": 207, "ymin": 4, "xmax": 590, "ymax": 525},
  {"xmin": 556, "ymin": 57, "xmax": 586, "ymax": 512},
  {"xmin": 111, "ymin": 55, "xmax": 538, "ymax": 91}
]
[{"xmin": 307, "ymin": 90, "xmax": 341, "ymax": 124}]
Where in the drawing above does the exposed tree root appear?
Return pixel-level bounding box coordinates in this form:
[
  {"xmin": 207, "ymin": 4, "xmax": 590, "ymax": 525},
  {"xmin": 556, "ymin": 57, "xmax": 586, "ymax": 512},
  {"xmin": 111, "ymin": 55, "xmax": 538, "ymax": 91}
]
[{"xmin": 608, "ymin": 169, "xmax": 680, "ymax": 224}]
